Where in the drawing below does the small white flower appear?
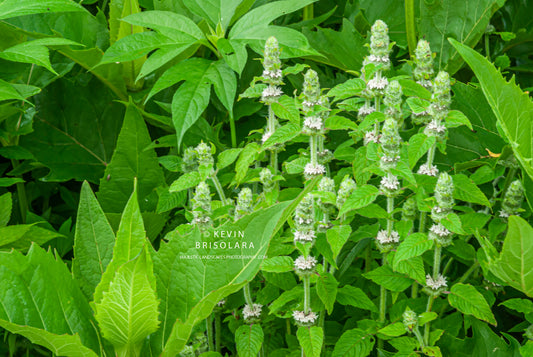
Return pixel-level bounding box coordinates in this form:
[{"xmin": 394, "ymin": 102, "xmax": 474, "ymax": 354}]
[
  {"xmin": 262, "ymin": 69, "xmax": 282, "ymax": 79},
  {"xmin": 304, "ymin": 163, "xmax": 326, "ymax": 176},
  {"xmin": 380, "ymin": 175, "xmax": 400, "ymax": 191},
  {"xmin": 303, "ymin": 116, "xmax": 323, "ymax": 131},
  {"xmin": 425, "ymin": 119, "xmax": 446, "ymax": 137},
  {"xmin": 412, "ymin": 110, "xmax": 429, "ymax": 117},
  {"xmin": 261, "ymin": 86, "xmax": 283, "ymax": 101},
  {"xmin": 499, "ymin": 210, "xmax": 510, "ymax": 218},
  {"xmin": 376, "ymin": 230, "xmax": 400, "ymax": 244},
  {"xmin": 358, "ymin": 104, "xmax": 376, "ymax": 116},
  {"xmin": 429, "ymin": 223, "xmax": 451, "ymax": 238},
  {"xmin": 302, "ymin": 100, "xmax": 319, "ymax": 110},
  {"xmin": 261, "ymin": 131, "xmax": 272, "ymax": 144},
  {"xmin": 368, "ymin": 54, "xmax": 390, "ymax": 64},
  {"xmin": 426, "ymin": 274, "xmax": 447, "ymax": 290},
  {"xmin": 294, "ymin": 255, "xmax": 317, "ymax": 271},
  {"xmin": 292, "ymin": 310, "xmax": 318, "ymax": 325},
  {"xmin": 217, "ymin": 299, "xmax": 226, "ymax": 307},
  {"xmin": 364, "ymin": 131, "xmax": 379, "ymax": 145},
  {"xmin": 417, "ymin": 163, "xmax": 439, "ymax": 177},
  {"xmin": 367, "ymin": 77, "xmax": 388, "ymax": 90},
  {"xmin": 294, "ymin": 230, "xmax": 316, "ymax": 243},
  {"xmin": 243, "ymin": 303, "xmax": 262, "ymax": 320}
]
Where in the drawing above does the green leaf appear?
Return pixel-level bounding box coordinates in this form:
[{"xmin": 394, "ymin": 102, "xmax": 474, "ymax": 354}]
[
  {"xmin": 418, "ymin": 312, "xmax": 438, "ymax": 325},
  {"xmin": 95, "ymin": 246, "xmax": 159, "ymax": 355},
  {"xmin": 217, "ymin": 148, "xmax": 242, "ymax": 171},
  {"xmin": 73, "ymin": 181, "xmax": 115, "ymax": 299},
  {"xmin": 363, "ymin": 265, "xmax": 413, "ymax": 292},
  {"xmin": 0, "ymin": 192, "xmax": 12, "ymax": 227},
  {"xmin": 316, "ymin": 272, "xmax": 338, "ymax": 314},
  {"xmin": 217, "ymin": 38, "xmax": 247, "ymax": 74},
  {"xmin": 326, "ymin": 225, "xmax": 351, "ymax": 262},
  {"xmin": 448, "ymin": 283, "xmax": 497, "ymax": 325},
  {"xmin": 339, "ymin": 185, "xmax": 379, "ymax": 216},
  {"xmin": 378, "ymin": 322, "xmax": 406, "ymax": 337},
  {"xmin": 336, "ymin": 286, "xmax": 378, "ymax": 312},
  {"xmin": 452, "ymin": 174, "xmax": 491, "ymax": 207},
  {"xmin": 420, "ymin": 0, "xmax": 504, "ymax": 74},
  {"xmin": 100, "ymin": 32, "xmax": 176, "ymax": 64},
  {"xmin": 445, "ymin": 110, "xmax": 473, "ymax": 130},
  {"xmin": 499, "ymin": 298, "xmax": 533, "ymax": 314},
  {"xmin": 0, "ymin": 38, "xmax": 82, "ymax": 74},
  {"xmin": 98, "ymin": 101, "xmax": 165, "ymax": 213},
  {"xmin": 235, "ymin": 142, "xmax": 260, "ymax": 184},
  {"xmin": 394, "ymin": 256, "xmax": 426, "ymax": 283},
  {"xmin": 169, "ymin": 171, "xmax": 201, "ymax": 193},
  {"xmin": 328, "ymin": 78, "xmax": 366, "ymax": 102},
  {"xmin": 408, "ymin": 133, "xmax": 435, "ymax": 169},
  {"xmin": 182, "ymin": 0, "xmax": 244, "ymax": 30},
  {"xmin": 0, "ymin": 224, "xmax": 63, "ymax": 251},
  {"xmin": 0, "ymin": 79, "xmax": 26, "ymax": 102},
  {"xmin": 488, "ymin": 216, "xmax": 533, "ymax": 297},
  {"xmin": 261, "ymin": 256, "xmax": 293, "ymax": 273},
  {"xmin": 235, "ymin": 324, "xmax": 264, "ymax": 357},
  {"xmin": 297, "ymin": 326, "xmax": 323, "ymax": 357},
  {"xmin": 0, "ymin": 0, "xmax": 85, "ymax": 20},
  {"xmin": 332, "ymin": 328, "xmax": 374, "ymax": 357},
  {"xmin": 450, "ymin": 39, "xmax": 533, "ymax": 181},
  {"xmin": 94, "ymin": 182, "xmax": 148, "ymax": 305},
  {"xmin": 394, "ymin": 233, "xmax": 433, "ymax": 267},
  {"xmin": 0, "ymin": 245, "xmax": 100, "ymax": 353},
  {"xmin": 0, "ymin": 178, "xmax": 24, "ymax": 187}
]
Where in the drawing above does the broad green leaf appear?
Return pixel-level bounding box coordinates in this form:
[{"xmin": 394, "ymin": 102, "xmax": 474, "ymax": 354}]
[
  {"xmin": 0, "ymin": 38, "xmax": 81, "ymax": 74},
  {"xmin": 0, "ymin": 78, "xmax": 26, "ymax": 102},
  {"xmin": 182, "ymin": 0, "xmax": 243, "ymax": 30},
  {"xmin": 73, "ymin": 181, "xmax": 115, "ymax": 299},
  {"xmin": 0, "ymin": 224, "xmax": 62, "ymax": 251},
  {"xmin": 448, "ymin": 283, "xmax": 496, "ymax": 325},
  {"xmin": 488, "ymin": 216, "xmax": 533, "ymax": 297},
  {"xmin": 262, "ymin": 122, "xmax": 301, "ymax": 151},
  {"xmin": 316, "ymin": 271, "xmax": 338, "ymax": 314},
  {"xmin": 336, "ymin": 285, "xmax": 378, "ymax": 312},
  {"xmin": 394, "ymin": 256, "xmax": 426, "ymax": 284},
  {"xmin": 235, "ymin": 324, "xmax": 264, "ymax": 357},
  {"xmin": 297, "ymin": 326, "xmax": 323, "ymax": 357},
  {"xmin": 0, "ymin": 245, "xmax": 100, "ymax": 353},
  {"xmin": 100, "ymin": 32, "xmax": 176, "ymax": 64},
  {"xmin": 0, "ymin": 0, "xmax": 85, "ymax": 20},
  {"xmin": 363, "ymin": 265, "xmax": 413, "ymax": 292},
  {"xmin": 261, "ymin": 256, "xmax": 293, "ymax": 273},
  {"xmin": 408, "ymin": 133, "xmax": 435, "ymax": 169},
  {"xmin": 98, "ymin": 101, "xmax": 165, "ymax": 213},
  {"xmin": 339, "ymin": 185, "xmax": 379, "ymax": 216},
  {"xmin": 94, "ymin": 182, "xmax": 148, "ymax": 305},
  {"xmin": 420, "ymin": 0, "xmax": 504, "ymax": 74},
  {"xmin": 217, "ymin": 148, "xmax": 242, "ymax": 170},
  {"xmin": 452, "ymin": 174, "xmax": 491, "ymax": 207},
  {"xmin": 418, "ymin": 312, "xmax": 438, "ymax": 325},
  {"xmin": 450, "ymin": 39, "xmax": 533, "ymax": 181},
  {"xmin": 394, "ymin": 233, "xmax": 433, "ymax": 267},
  {"xmin": 328, "ymin": 78, "xmax": 366, "ymax": 102},
  {"xmin": 445, "ymin": 110, "xmax": 473, "ymax": 130},
  {"xmin": 0, "ymin": 178, "xmax": 24, "ymax": 187},
  {"xmin": 217, "ymin": 38, "xmax": 247, "ymax": 74},
  {"xmin": 235, "ymin": 142, "xmax": 260, "ymax": 184},
  {"xmin": 169, "ymin": 171, "xmax": 201, "ymax": 193},
  {"xmin": 499, "ymin": 298, "xmax": 533, "ymax": 314},
  {"xmin": 95, "ymin": 246, "xmax": 159, "ymax": 355},
  {"xmin": 332, "ymin": 328, "xmax": 374, "ymax": 357},
  {"xmin": 378, "ymin": 322, "xmax": 406, "ymax": 337},
  {"xmin": 326, "ymin": 225, "xmax": 351, "ymax": 261},
  {"xmin": 0, "ymin": 192, "xmax": 12, "ymax": 227}
]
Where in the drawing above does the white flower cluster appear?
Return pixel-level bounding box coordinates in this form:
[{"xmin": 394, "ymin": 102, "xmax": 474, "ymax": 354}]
[
  {"xmin": 294, "ymin": 230, "xmax": 316, "ymax": 243},
  {"xmin": 424, "ymin": 119, "xmax": 446, "ymax": 138},
  {"xmin": 304, "ymin": 163, "xmax": 326, "ymax": 176},
  {"xmin": 426, "ymin": 274, "xmax": 447, "ymax": 290},
  {"xmin": 367, "ymin": 54, "xmax": 390, "ymax": 65},
  {"xmin": 380, "ymin": 175, "xmax": 400, "ymax": 191},
  {"xmin": 418, "ymin": 163, "xmax": 439, "ymax": 176},
  {"xmin": 429, "ymin": 223, "xmax": 451, "ymax": 238},
  {"xmin": 261, "ymin": 131, "xmax": 272, "ymax": 144},
  {"xmin": 358, "ymin": 103, "xmax": 376, "ymax": 117},
  {"xmin": 303, "ymin": 116, "xmax": 324, "ymax": 131},
  {"xmin": 294, "ymin": 255, "xmax": 317, "ymax": 271},
  {"xmin": 262, "ymin": 69, "xmax": 282, "ymax": 79},
  {"xmin": 376, "ymin": 230, "xmax": 400, "ymax": 244},
  {"xmin": 243, "ymin": 303, "xmax": 262, "ymax": 321},
  {"xmin": 364, "ymin": 131, "xmax": 379, "ymax": 145},
  {"xmin": 261, "ymin": 86, "xmax": 283, "ymax": 102},
  {"xmin": 292, "ymin": 310, "xmax": 318, "ymax": 325},
  {"xmin": 367, "ymin": 77, "xmax": 388, "ymax": 91}
]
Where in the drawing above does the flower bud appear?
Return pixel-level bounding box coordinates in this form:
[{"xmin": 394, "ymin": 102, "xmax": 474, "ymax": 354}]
[
  {"xmin": 525, "ymin": 325, "xmax": 533, "ymax": 341},
  {"xmin": 181, "ymin": 147, "xmax": 198, "ymax": 173},
  {"xmin": 384, "ymin": 80, "xmax": 403, "ymax": 120},
  {"xmin": 434, "ymin": 172, "xmax": 454, "ymax": 211},
  {"xmin": 235, "ymin": 187, "xmax": 253, "ymax": 221},
  {"xmin": 402, "ymin": 308, "xmax": 418, "ymax": 333},
  {"xmin": 195, "ymin": 142, "xmax": 214, "ymax": 170},
  {"xmin": 191, "ymin": 181, "xmax": 212, "ymax": 230},
  {"xmin": 260, "ymin": 167, "xmax": 275, "ymax": 192},
  {"xmin": 294, "ymin": 193, "xmax": 315, "ymax": 232},
  {"xmin": 500, "ymin": 180, "xmax": 524, "ymax": 218},
  {"xmin": 424, "ymin": 119, "xmax": 447, "ymax": 141},
  {"xmin": 302, "ymin": 69, "xmax": 321, "ymax": 112},
  {"xmin": 401, "ymin": 196, "xmax": 417, "ymax": 221},
  {"xmin": 429, "ymin": 71, "xmax": 451, "ymax": 120},
  {"xmin": 365, "ymin": 20, "xmax": 391, "ymax": 70},
  {"xmin": 336, "ymin": 176, "xmax": 356, "ymax": 210},
  {"xmin": 262, "ymin": 37, "xmax": 283, "ymax": 86},
  {"xmin": 413, "ymin": 39, "xmax": 434, "ymax": 88},
  {"xmin": 379, "ymin": 118, "xmax": 401, "ymax": 171},
  {"xmin": 179, "ymin": 345, "xmax": 195, "ymax": 357}
]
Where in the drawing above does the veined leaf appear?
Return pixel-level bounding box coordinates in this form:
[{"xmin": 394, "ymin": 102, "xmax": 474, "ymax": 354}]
[
  {"xmin": 0, "ymin": 245, "xmax": 100, "ymax": 353},
  {"xmin": 169, "ymin": 171, "xmax": 201, "ymax": 193},
  {"xmin": 448, "ymin": 283, "xmax": 496, "ymax": 325},
  {"xmin": 95, "ymin": 246, "xmax": 159, "ymax": 355},
  {"xmin": 0, "ymin": 79, "xmax": 27, "ymax": 102},
  {"xmin": 73, "ymin": 181, "xmax": 115, "ymax": 299},
  {"xmin": 332, "ymin": 328, "xmax": 374, "ymax": 357},
  {"xmin": 182, "ymin": 0, "xmax": 244, "ymax": 30},
  {"xmin": 0, "ymin": 224, "xmax": 63, "ymax": 251},
  {"xmin": 336, "ymin": 286, "xmax": 377, "ymax": 313},
  {"xmin": 363, "ymin": 265, "xmax": 413, "ymax": 292},
  {"xmin": 297, "ymin": 326, "xmax": 323, "ymax": 357},
  {"xmin": 316, "ymin": 271, "xmax": 338, "ymax": 314},
  {"xmin": 408, "ymin": 133, "xmax": 435, "ymax": 169},
  {"xmin": 452, "ymin": 174, "xmax": 491, "ymax": 207},
  {"xmin": 339, "ymin": 185, "xmax": 379, "ymax": 216},
  {"xmin": 394, "ymin": 233, "xmax": 433, "ymax": 267},
  {"xmin": 235, "ymin": 324, "xmax": 264, "ymax": 357},
  {"xmin": 0, "ymin": 0, "xmax": 85, "ymax": 20},
  {"xmin": 450, "ymin": 39, "xmax": 533, "ymax": 182},
  {"xmin": 0, "ymin": 192, "xmax": 12, "ymax": 227}
]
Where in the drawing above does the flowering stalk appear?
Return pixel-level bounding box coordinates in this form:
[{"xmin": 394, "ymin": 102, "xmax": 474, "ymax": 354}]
[
  {"xmin": 336, "ymin": 176, "xmax": 357, "ymax": 223},
  {"xmin": 403, "ymin": 308, "xmax": 425, "ymax": 350},
  {"xmin": 191, "ymin": 181, "xmax": 212, "ymax": 232},
  {"xmin": 195, "ymin": 142, "xmax": 229, "ymax": 206},
  {"xmin": 317, "ymin": 177, "xmax": 335, "ymax": 233},
  {"xmin": 499, "ymin": 179, "xmax": 524, "ymax": 218}
]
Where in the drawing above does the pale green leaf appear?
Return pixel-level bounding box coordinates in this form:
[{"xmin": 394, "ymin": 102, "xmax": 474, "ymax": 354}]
[
  {"xmin": 0, "ymin": 224, "xmax": 63, "ymax": 251},
  {"xmin": 0, "ymin": 192, "xmax": 12, "ymax": 227},
  {"xmin": 217, "ymin": 148, "xmax": 242, "ymax": 171},
  {"xmin": 394, "ymin": 233, "xmax": 433, "ymax": 267},
  {"xmin": 378, "ymin": 322, "xmax": 406, "ymax": 337},
  {"xmin": 326, "ymin": 225, "xmax": 351, "ymax": 262},
  {"xmin": 452, "ymin": 174, "xmax": 491, "ymax": 207},
  {"xmin": 336, "ymin": 286, "xmax": 377, "ymax": 312},
  {"xmin": 261, "ymin": 256, "xmax": 293, "ymax": 273},
  {"xmin": 235, "ymin": 324, "xmax": 264, "ymax": 357},
  {"xmin": 316, "ymin": 272, "xmax": 338, "ymax": 314},
  {"xmin": 332, "ymin": 328, "xmax": 374, "ymax": 357},
  {"xmin": 0, "ymin": 0, "xmax": 85, "ymax": 20},
  {"xmin": 363, "ymin": 265, "xmax": 413, "ymax": 292},
  {"xmin": 339, "ymin": 185, "xmax": 379, "ymax": 216},
  {"xmin": 297, "ymin": 326, "xmax": 323, "ymax": 357},
  {"xmin": 448, "ymin": 283, "xmax": 496, "ymax": 325},
  {"xmin": 408, "ymin": 133, "xmax": 436, "ymax": 169},
  {"xmin": 169, "ymin": 171, "xmax": 201, "ymax": 193}
]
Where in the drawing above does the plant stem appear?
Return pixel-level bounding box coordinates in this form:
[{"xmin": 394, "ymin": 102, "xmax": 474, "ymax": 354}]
[
  {"xmin": 411, "ymin": 283, "xmax": 419, "ymax": 298},
  {"xmin": 10, "ymin": 159, "xmax": 28, "ymax": 224},
  {"xmin": 229, "ymin": 114, "xmax": 237, "ymax": 148},
  {"xmin": 243, "ymin": 284, "xmax": 254, "ymax": 307},
  {"xmin": 303, "ymin": 276, "xmax": 311, "ymax": 313},
  {"xmin": 215, "ymin": 312, "xmax": 221, "ymax": 352},
  {"xmin": 433, "ymin": 246, "xmax": 441, "ymax": 280},
  {"xmin": 423, "ymin": 296, "xmax": 435, "ymax": 345},
  {"xmin": 386, "ymin": 196, "xmax": 394, "ymax": 234},
  {"xmin": 211, "ymin": 175, "xmax": 228, "ymax": 206},
  {"xmin": 206, "ymin": 314, "xmax": 215, "ymax": 351},
  {"xmin": 458, "ymin": 261, "xmax": 479, "ymax": 284},
  {"xmin": 485, "ymin": 33, "xmax": 491, "ymax": 61},
  {"xmin": 413, "ymin": 327, "xmax": 425, "ymax": 349},
  {"xmin": 310, "ymin": 136, "xmax": 318, "ymax": 166},
  {"xmin": 303, "ymin": 4, "xmax": 314, "ymax": 21},
  {"xmin": 405, "ymin": 0, "xmax": 417, "ymax": 58}
]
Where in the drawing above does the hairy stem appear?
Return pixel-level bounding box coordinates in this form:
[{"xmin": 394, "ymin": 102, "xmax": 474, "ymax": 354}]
[
  {"xmin": 310, "ymin": 135, "xmax": 318, "ymax": 166},
  {"xmin": 211, "ymin": 175, "xmax": 228, "ymax": 206},
  {"xmin": 303, "ymin": 276, "xmax": 311, "ymax": 314},
  {"xmin": 243, "ymin": 284, "xmax": 254, "ymax": 307},
  {"xmin": 206, "ymin": 314, "xmax": 214, "ymax": 351},
  {"xmin": 229, "ymin": 114, "xmax": 237, "ymax": 148},
  {"xmin": 405, "ymin": 0, "xmax": 417, "ymax": 57},
  {"xmin": 387, "ymin": 196, "xmax": 394, "ymax": 234}
]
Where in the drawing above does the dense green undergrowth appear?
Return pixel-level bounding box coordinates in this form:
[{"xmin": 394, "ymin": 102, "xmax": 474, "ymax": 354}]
[{"xmin": 0, "ymin": 0, "xmax": 532, "ymax": 356}]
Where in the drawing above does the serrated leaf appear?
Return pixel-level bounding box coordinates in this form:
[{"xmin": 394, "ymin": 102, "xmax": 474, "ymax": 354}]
[
  {"xmin": 452, "ymin": 174, "xmax": 491, "ymax": 207},
  {"xmin": 235, "ymin": 324, "xmax": 264, "ymax": 357},
  {"xmin": 73, "ymin": 182, "xmax": 115, "ymax": 299},
  {"xmin": 408, "ymin": 133, "xmax": 435, "ymax": 169},
  {"xmin": 316, "ymin": 272, "xmax": 338, "ymax": 314},
  {"xmin": 394, "ymin": 233, "xmax": 433, "ymax": 267},
  {"xmin": 169, "ymin": 171, "xmax": 201, "ymax": 193},
  {"xmin": 394, "ymin": 256, "xmax": 426, "ymax": 283},
  {"xmin": 235, "ymin": 142, "xmax": 260, "ymax": 184},
  {"xmin": 0, "ymin": 0, "xmax": 85, "ymax": 20},
  {"xmin": 328, "ymin": 78, "xmax": 366, "ymax": 102},
  {"xmin": 297, "ymin": 326, "xmax": 323, "ymax": 357},
  {"xmin": 363, "ymin": 265, "xmax": 413, "ymax": 292},
  {"xmin": 339, "ymin": 185, "xmax": 379, "ymax": 216},
  {"xmin": 261, "ymin": 256, "xmax": 293, "ymax": 273},
  {"xmin": 332, "ymin": 328, "xmax": 374, "ymax": 357},
  {"xmin": 336, "ymin": 286, "xmax": 377, "ymax": 312},
  {"xmin": 0, "ymin": 224, "xmax": 63, "ymax": 251},
  {"xmin": 446, "ymin": 110, "xmax": 473, "ymax": 130},
  {"xmin": 448, "ymin": 283, "xmax": 497, "ymax": 325},
  {"xmin": 0, "ymin": 192, "xmax": 12, "ymax": 227},
  {"xmin": 499, "ymin": 298, "xmax": 533, "ymax": 314},
  {"xmin": 326, "ymin": 225, "xmax": 351, "ymax": 261},
  {"xmin": 378, "ymin": 322, "xmax": 406, "ymax": 337},
  {"xmin": 95, "ymin": 246, "xmax": 159, "ymax": 355},
  {"xmin": 217, "ymin": 148, "xmax": 242, "ymax": 170}
]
